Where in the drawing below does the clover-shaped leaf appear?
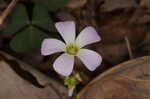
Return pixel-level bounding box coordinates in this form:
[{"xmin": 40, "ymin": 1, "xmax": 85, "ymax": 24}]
[
  {"xmin": 2, "ymin": 3, "xmax": 57, "ymax": 52},
  {"xmin": 32, "ymin": 5, "xmax": 54, "ymax": 31},
  {"xmin": 10, "ymin": 26, "xmax": 48, "ymax": 52}
]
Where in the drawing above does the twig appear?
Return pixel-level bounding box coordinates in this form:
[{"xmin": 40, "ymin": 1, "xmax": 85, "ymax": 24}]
[
  {"xmin": 124, "ymin": 36, "xmax": 134, "ymax": 59},
  {"xmin": 0, "ymin": 0, "xmax": 18, "ymax": 25}
]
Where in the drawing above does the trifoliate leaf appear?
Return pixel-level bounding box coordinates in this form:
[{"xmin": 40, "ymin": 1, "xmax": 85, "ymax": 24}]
[
  {"xmin": 10, "ymin": 26, "xmax": 48, "ymax": 52},
  {"xmin": 32, "ymin": 5, "xmax": 54, "ymax": 31}
]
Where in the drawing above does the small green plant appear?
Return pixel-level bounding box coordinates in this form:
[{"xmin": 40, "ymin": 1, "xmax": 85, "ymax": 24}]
[{"xmin": 2, "ymin": 0, "xmax": 69, "ymax": 52}]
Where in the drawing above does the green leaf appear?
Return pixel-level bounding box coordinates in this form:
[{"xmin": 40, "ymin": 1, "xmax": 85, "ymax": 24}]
[
  {"xmin": 10, "ymin": 26, "xmax": 48, "ymax": 52},
  {"xmin": 33, "ymin": 0, "xmax": 69, "ymax": 11},
  {"xmin": 32, "ymin": 5, "xmax": 54, "ymax": 31},
  {"xmin": 3, "ymin": 4, "xmax": 29, "ymax": 34}
]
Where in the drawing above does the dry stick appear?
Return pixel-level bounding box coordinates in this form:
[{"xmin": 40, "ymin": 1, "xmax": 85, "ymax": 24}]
[
  {"xmin": 0, "ymin": 0, "xmax": 18, "ymax": 25},
  {"xmin": 125, "ymin": 36, "xmax": 134, "ymax": 59}
]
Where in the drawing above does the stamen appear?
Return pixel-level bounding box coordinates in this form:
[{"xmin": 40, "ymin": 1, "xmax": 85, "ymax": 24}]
[{"xmin": 66, "ymin": 44, "xmax": 79, "ymax": 55}]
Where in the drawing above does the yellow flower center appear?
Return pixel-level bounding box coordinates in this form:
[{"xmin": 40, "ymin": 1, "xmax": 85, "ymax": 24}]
[{"xmin": 66, "ymin": 44, "xmax": 79, "ymax": 55}]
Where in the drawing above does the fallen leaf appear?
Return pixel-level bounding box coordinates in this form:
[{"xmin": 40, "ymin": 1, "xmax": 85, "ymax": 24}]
[
  {"xmin": 77, "ymin": 56, "xmax": 150, "ymax": 99},
  {"xmin": 0, "ymin": 52, "xmax": 68, "ymax": 99},
  {"xmin": 96, "ymin": 43, "xmax": 128, "ymax": 64},
  {"xmin": 66, "ymin": 0, "xmax": 87, "ymax": 9},
  {"xmin": 100, "ymin": 0, "xmax": 137, "ymax": 12},
  {"xmin": 56, "ymin": 10, "xmax": 76, "ymax": 21},
  {"xmin": 140, "ymin": 0, "xmax": 150, "ymax": 9},
  {"xmin": 129, "ymin": 9, "xmax": 150, "ymax": 24}
]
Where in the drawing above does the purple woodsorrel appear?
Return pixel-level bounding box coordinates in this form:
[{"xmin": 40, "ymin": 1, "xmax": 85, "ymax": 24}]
[{"xmin": 41, "ymin": 21, "xmax": 102, "ymax": 76}]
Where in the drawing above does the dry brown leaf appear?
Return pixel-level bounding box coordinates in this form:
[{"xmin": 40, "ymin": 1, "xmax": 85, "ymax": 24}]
[
  {"xmin": 129, "ymin": 9, "xmax": 150, "ymax": 24},
  {"xmin": 143, "ymin": 31, "xmax": 150, "ymax": 43},
  {"xmin": 66, "ymin": 0, "xmax": 87, "ymax": 9},
  {"xmin": 140, "ymin": 32, "xmax": 150, "ymax": 55},
  {"xmin": 0, "ymin": 61, "xmax": 66, "ymax": 99},
  {"xmin": 77, "ymin": 56, "xmax": 150, "ymax": 99},
  {"xmin": 0, "ymin": 52, "xmax": 68, "ymax": 99},
  {"xmin": 96, "ymin": 43, "xmax": 128, "ymax": 64},
  {"xmin": 97, "ymin": 23, "xmax": 147, "ymax": 64},
  {"xmin": 99, "ymin": 14, "xmax": 148, "ymax": 45},
  {"xmin": 56, "ymin": 10, "xmax": 76, "ymax": 21},
  {"xmin": 0, "ymin": 0, "xmax": 6, "ymax": 9},
  {"xmin": 100, "ymin": 0, "xmax": 137, "ymax": 12},
  {"xmin": 140, "ymin": 0, "xmax": 150, "ymax": 9}
]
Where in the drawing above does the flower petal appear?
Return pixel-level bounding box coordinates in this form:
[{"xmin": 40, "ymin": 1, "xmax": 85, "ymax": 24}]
[
  {"xmin": 41, "ymin": 38, "xmax": 65, "ymax": 56},
  {"xmin": 76, "ymin": 26, "xmax": 101, "ymax": 48},
  {"xmin": 77, "ymin": 49, "xmax": 102, "ymax": 71},
  {"xmin": 53, "ymin": 53, "xmax": 74, "ymax": 76},
  {"xmin": 55, "ymin": 21, "xmax": 75, "ymax": 44}
]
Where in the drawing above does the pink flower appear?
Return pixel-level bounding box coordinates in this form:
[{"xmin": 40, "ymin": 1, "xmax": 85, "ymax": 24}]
[{"xmin": 41, "ymin": 21, "xmax": 102, "ymax": 76}]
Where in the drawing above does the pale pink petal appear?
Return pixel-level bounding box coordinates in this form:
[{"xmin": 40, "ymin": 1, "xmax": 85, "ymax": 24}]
[
  {"xmin": 76, "ymin": 26, "xmax": 101, "ymax": 48},
  {"xmin": 55, "ymin": 21, "xmax": 75, "ymax": 44},
  {"xmin": 53, "ymin": 53, "xmax": 74, "ymax": 76},
  {"xmin": 41, "ymin": 38, "xmax": 65, "ymax": 56},
  {"xmin": 77, "ymin": 49, "xmax": 102, "ymax": 71}
]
